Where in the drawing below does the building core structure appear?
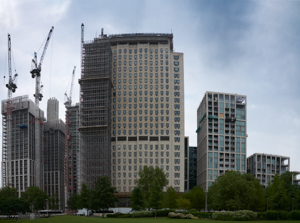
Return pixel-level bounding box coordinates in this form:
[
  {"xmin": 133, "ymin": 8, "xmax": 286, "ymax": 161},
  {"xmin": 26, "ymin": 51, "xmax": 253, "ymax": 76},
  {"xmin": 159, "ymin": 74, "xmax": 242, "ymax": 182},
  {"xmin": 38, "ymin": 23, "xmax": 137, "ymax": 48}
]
[
  {"xmin": 247, "ymin": 153, "xmax": 290, "ymax": 188},
  {"xmin": 43, "ymin": 98, "xmax": 65, "ymax": 210},
  {"xmin": 196, "ymin": 91, "xmax": 247, "ymax": 191},
  {"xmin": 79, "ymin": 29, "xmax": 185, "ymax": 192},
  {"xmin": 1, "ymin": 95, "xmax": 44, "ymax": 195},
  {"xmin": 184, "ymin": 137, "xmax": 197, "ymax": 191}
]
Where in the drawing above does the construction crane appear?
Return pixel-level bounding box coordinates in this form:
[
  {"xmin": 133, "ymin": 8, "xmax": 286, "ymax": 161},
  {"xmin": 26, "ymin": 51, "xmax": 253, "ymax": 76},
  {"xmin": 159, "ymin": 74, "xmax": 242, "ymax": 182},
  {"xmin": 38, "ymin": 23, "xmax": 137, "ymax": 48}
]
[
  {"xmin": 30, "ymin": 26, "xmax": 54, "ymax": 106},
  {"xmin": 3, "ymin": 34, "xmax": 18, "ymax": 187},
  {"xmin": 30, "ymin": 26, "xmax": 53, "ymax": 189},
  {"xmin": 64, "ymin": 66, "xmax": 76, "ymax": 107}
]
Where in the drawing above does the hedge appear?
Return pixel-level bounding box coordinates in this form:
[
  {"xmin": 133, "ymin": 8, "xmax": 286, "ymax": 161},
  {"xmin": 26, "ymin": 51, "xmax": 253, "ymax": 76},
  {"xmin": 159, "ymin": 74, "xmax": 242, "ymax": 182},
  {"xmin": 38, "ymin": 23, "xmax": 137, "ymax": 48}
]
[
  {"xmin": 154, "ymin": 209, "xmax": 176, "ymax": 217},
  {"xmin": 132, "ymin": 211, "xmax": 154, "ymax": 218},
  {"xmin": 168, "ymin": 212, "xmax": 194, "ymax": 219},
  {"xmin": 289, "ymin": 210, "xmax": 300, "ymax": 220},
  {"xmin": 265, "ymin": 210, "xmax": 279, "ymax": 220},
  {"xmin": 212, "ymin": 210, "xmax": 257, "ymax": 221},
  {"xmin": 107, "ymin": 213, "xmax": 132, "ymax": 218}
]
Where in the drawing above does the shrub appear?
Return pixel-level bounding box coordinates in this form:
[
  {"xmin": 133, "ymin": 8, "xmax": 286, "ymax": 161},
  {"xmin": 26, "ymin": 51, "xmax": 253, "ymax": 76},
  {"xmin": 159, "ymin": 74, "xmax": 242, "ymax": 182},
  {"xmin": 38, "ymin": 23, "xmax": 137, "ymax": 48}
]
[
  {"xmin": 279, "ymin": 210, "xmax": 289, "ymax": 220},
  {"xmin": 132, "ymin": 211, "xmax": 154, "ymax": 218},
  {"xmin": 257, "ymin": 212, "xmax": 264, "ymax": 220},
  {"xmin": 265, "ymin": 210, "xmax": 279, "ymax": 220},
  {"xmin": 168, "ymin": 212, "xmax": 194, "ymax": 219},
  {"xmin": 107, "ymin": 213, "xmax": 132, "ymax": 218},
  {"xmin": 289, "ymin": 210, "xmax": 300, "ymax": 220},
  {"xmin": 212, "ymin": 210, "xmax": 257, "ymax": 221},
  {"xmin": 155, "ymin": 209, "xmax": 175, "ymax": 217}
]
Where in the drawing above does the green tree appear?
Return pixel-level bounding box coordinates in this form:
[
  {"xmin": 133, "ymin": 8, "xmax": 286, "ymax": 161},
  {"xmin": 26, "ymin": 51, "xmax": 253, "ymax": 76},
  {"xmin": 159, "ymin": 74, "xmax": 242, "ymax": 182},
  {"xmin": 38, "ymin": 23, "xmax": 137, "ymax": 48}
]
[
  {"xmin": 49, "ymin": 193, "xmax": 59, "ymax": 210},
  {"xmin": 67, "ymin": 194, "xmax": 80, "ymax": 211},
  {"xmin": 89, "ymin": 176, "xmax": 118, "ymax": 217},
  {"xmin": 137, "ymin": 166, "xmax": 168, "ymax": 210},
  {"xmin": 3, "ymin": 197, "xmax": 30, "ymax": 214},
  {"xmin": 176, "ymin": 196, "xmax": 191, "ymax": 211},
  {"xmin": 184, "ymin": 186, "xmax": 205, "ymax": 211},
  {"xmin": 131, "ymin": 186, "xmax": 145, "ymax": 211},
  {"xmin": 21, "ymin": 186, "xmax": 48, "ymax": 211},
  {"xmin": 164, "ymin": 186, "xmax": 178, "ymax": 209},
  {"xmin": 208, "ymin": 171, "xmax": 255, "ymax": 211},
  {"xmin": 0, "ymin": 187, "xmax": 18, "ymax": 214},
  {"xmin": 77, "ymin": 183, "xmax": 91, "ymax": 216},
  {"xmin": 266, "ymin": 174, "xmax": 288, "ymax": 210}
]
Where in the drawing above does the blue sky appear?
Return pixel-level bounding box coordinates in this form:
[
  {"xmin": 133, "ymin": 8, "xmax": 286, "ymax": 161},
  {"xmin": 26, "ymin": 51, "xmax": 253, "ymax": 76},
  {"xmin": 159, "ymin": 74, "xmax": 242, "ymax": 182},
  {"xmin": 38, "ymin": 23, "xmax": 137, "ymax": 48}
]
[{"xmin": 0, "ymin": 0, "xmax": 299, "ymax": 186}]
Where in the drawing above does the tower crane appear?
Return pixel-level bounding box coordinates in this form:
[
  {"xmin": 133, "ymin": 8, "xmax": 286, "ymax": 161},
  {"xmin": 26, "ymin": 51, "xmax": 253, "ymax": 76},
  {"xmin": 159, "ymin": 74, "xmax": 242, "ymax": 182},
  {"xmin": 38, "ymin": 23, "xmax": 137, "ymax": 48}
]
[
  {"xmin": 30, "ymin": 26, "xmax": 54, "ymax": 106},
  {"xmin": 64, "ymin": 66, "xmax": 76, "ymax": 107},
  {"xmin": 30, "ymin": 26, "xmax": 53, "ymax": 189},
  {"xmin": 3, "ymin": 34, "xmax": 18, "ymax": 187}
]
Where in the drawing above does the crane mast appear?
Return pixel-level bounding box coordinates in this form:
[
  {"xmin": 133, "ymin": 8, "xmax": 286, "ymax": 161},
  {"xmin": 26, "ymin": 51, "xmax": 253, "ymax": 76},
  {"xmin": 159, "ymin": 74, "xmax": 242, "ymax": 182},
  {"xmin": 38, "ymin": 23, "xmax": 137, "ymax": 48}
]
[
  {"xmin": 3, "ymin": 34, "xmax": 18, "ymax": 187},
  {"xmin": 30, "ymin": 26, "xmax": 54, "ymax": 188},
  {"xmin": 64, "ymin": 66, "xmax": 76, "ymax": 108}
]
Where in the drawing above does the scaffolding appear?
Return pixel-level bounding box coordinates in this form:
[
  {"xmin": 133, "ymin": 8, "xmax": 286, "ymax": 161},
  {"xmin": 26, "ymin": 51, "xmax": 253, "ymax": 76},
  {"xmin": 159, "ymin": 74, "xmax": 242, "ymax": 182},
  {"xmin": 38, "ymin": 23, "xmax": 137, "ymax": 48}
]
[
  {"xmin": 65, "ymin": 104, "xmax": 80, "ymax": 204},
  {"xmin": 78, "ymin": 34, "xmax": 112, "ymax": 189}
]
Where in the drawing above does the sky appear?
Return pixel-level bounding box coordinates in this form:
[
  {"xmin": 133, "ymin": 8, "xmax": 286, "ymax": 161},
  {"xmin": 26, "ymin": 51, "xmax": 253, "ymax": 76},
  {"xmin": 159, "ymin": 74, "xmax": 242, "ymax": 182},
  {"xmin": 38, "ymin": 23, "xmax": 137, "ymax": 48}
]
[{"xmin": 0, "ymin": 0, "xmax": 299, "ymax": 186}]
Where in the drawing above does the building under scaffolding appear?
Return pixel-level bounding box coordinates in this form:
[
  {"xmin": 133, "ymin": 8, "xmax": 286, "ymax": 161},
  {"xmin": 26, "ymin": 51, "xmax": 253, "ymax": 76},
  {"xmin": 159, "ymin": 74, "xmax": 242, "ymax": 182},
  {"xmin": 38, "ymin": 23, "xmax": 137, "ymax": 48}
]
[
  {"xmin": 79, "ymin": 34, "xmax": 112, "ymax": 189},
  {"xmin": 65, "ymin": 103, "xmax": 80, "ymax": 206},
  {"xmin": 79, "ymin": 27, "xmax": 185, "ymax": 194},
  {"xmin": 1, "ymin": 95, "xmax": 44, "ymax": 195},
  {"xmin": 43, "ymin": 98, "xmax": 65, "ymax": 210}
]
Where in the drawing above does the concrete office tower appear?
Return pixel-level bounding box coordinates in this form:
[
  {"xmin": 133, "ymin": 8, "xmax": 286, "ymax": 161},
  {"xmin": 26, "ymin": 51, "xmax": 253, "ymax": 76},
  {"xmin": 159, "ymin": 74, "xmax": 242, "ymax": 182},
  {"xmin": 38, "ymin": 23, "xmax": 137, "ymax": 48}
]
[
  {"xmin": 43, "ymin": 98, "xmax": 65, "ymax": 210},
  {"xmin": 247, "ymin": 153, "xmax": 290, "ymax": 188},
  {"xmin": 1, "ymin": 95, "xmax": 44, "ymax": 195},
  {"xmin": 196, "ymin": 91, "xmax": 247, "ymax": 190},
  {"xmin": 184, "ymin": 137, "xmax": 197, "ymax": 191},
  {"xmin": 47, "ymin": 98, "xmax": 59, "ymax": 123},
  {"xmin": 80, "ymin": 30, "xmax": 185, "ymax": 192},
  {"xmin": 65, "ymin": 104, "xmax": 80, "ymax": 203}
]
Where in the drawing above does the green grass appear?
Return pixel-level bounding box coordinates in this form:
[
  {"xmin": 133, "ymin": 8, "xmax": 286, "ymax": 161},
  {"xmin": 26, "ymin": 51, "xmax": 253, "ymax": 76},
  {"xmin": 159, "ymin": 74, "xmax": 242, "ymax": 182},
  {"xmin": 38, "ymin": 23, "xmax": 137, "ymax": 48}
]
[{"xmin": 2, "ymin": 215, "xmax": 300, "ymax": 223}]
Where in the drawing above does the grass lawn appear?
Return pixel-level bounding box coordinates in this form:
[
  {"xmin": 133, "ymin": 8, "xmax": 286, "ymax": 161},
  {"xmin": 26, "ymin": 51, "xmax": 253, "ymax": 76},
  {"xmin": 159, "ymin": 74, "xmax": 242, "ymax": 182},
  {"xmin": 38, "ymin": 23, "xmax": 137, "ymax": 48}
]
[{"xmin": 1, "ymin": 215, "xmax": 300, "ymax": 223}]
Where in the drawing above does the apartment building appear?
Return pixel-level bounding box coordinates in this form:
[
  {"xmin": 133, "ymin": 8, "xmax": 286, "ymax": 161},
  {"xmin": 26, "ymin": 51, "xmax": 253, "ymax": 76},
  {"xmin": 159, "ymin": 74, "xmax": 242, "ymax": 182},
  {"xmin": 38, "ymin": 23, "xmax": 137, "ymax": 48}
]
[
  {"xmin": 247, "ymin": 153, "xmax": 290, "ymax": 188},
  {"xmin": 196, "ymin": 91, "xmax": 247, "ymax": 190}
]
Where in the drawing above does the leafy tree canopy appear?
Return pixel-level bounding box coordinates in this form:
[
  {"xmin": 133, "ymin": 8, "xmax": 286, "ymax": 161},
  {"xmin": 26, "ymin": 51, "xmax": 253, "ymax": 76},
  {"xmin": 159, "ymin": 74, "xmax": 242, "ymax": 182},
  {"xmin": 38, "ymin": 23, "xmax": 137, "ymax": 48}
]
[
  {"xmin": 164, "ymin": 186, "xmax": 178, "ymax": 209},
  {"xmin": 131, "ymin": 186, "xmax": 145, "ymax": 211},
  {"xmin": 21, "ymin": 186, "xmax": 48, "ymax": 211}
]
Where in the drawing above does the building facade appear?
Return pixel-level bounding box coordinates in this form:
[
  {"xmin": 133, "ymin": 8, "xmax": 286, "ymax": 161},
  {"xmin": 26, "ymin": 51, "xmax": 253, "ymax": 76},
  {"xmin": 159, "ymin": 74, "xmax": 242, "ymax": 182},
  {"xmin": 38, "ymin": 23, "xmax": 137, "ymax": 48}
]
[
  {"xmin": 1, "ymin": 95, "xmax": 44, "ymax": 195},
  {"xmin": 80, "ymin": 30, "xmax": 185, "ymax": 192},
  {"xmin": 43, "ymin": 98, "xmax": 65, "ymax": 210},
  {"xmin": 65, "ymin": 104, "xmax": 80, "ymax": 203},
  {"xmin": 184, "ymin": 137, "xmax": 197, "ymax": 191},
  {"xmin": 196, "ymin": 91, "xmax": 247, "ymax": 190},
  {"xmin": 247, "ymin": 153, "xmax": 290, "ymax": 188}
]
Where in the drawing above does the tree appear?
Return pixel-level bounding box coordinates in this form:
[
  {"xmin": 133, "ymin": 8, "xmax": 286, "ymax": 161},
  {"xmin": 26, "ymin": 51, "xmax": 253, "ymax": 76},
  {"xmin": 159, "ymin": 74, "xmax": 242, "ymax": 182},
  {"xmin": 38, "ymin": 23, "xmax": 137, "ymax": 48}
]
[
  {"xmin": 266, "ymin": 174, "xmax": 289, "ymax": 210},
  {"xmin": 184, "ymin": 186, "xmax": 205, "ymax": 211},
  {"xmin": 49, "ymin": 193, "xmax": 59, "ymax": 210},
  {"xmin": 0, "ymin": 187, "xmax": 18, "ymax": 214},
  {"xmin": 131, "ymin": 186, "xmax": 145, "ymax": 211},
  {"xmin": 77, "ymin": 183, "xmax": 91, "ymax": 216},
  {"xmin": 137, "ymin": 166, "xmax": 168, "ymax": 210},
  {"xmin": 89, "ymin": 176, "xmax": 118, "ymax": 217},
  {"xmin": 176, "ymin": 196, "xmax": 191, "ymax": 211},
  {"xmin": 67, "ymin": 194, "xmax": 80, "ymax": 211},
  {"xmin": 21, "ymin": 186, "xmax": 48, "ymax": 211},
  {"xmin": 208, "ymin": 171, "xmax": 255, "ymax": 211},
  {"xmin": 3, "ymin": 197, "xmax": 30, "ymax": 214},
  {"xmin": 164, "ymin": 186, "xmax": 178, "ymax": 209}
]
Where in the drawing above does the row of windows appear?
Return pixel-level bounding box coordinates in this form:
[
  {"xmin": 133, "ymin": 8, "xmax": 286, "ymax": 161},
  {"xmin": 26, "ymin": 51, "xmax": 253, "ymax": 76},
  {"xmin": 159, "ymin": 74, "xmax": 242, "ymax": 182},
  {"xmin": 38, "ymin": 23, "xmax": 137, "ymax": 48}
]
[
  {"xmin": 113, "ymin": 144, "xmax": 174, "ymax": 150},
  {"xmin": 112, "ymin": 106, "xmax": 181, "ymax": 115},
  {"xmin": 113, "ymin": 72, "xmax": 171, "ymax": 79},
  {"xmin": 112, "ymin": 164, "xmax": 181, "ymax": 171},
  {"xmin": 115, "ymin": 48, "xmax": 169, "ymax": 54},
  {"xmin": 114, "ymin": 78, "xmax": 171, "ymax": 84},
  {"xmin": 114, "ymin": 66, "xmax": 176, "ymax": 72},
  {"xmin": 113, "ymin": 123, "xmax": 172, "ymax": 128},
  {"xmin": 112, "ymin": 151, "xmax": 181, "ymax": 157},
  {"xmin": 112, "ymin": 91, "xmax": 179, "ymax": 98},
  {"xmin": 114, "ymin": 84, "xmax": 177, "ymax": 90},
  {"xmin": 113, "ymin": 130, "xmax": 172, "ymax": 136},
  {"xmin": 112, "ymin": 110, "xmax": 172, "ymax": 117},
  {"xmin": 114, "ymin": 54, "xmax": 169, "ymax": 60},
  {"xmin": 114, "ymin": 60, "xmax": 179, "ymax": 67}
]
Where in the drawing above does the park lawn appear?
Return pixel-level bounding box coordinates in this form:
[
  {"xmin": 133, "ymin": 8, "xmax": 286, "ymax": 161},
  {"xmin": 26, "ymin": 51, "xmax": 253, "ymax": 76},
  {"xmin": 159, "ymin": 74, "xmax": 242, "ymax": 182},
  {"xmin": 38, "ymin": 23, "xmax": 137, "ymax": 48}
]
[{"xmin": 2, "ymin": 215, "xmax": 300, "ymax": 223}]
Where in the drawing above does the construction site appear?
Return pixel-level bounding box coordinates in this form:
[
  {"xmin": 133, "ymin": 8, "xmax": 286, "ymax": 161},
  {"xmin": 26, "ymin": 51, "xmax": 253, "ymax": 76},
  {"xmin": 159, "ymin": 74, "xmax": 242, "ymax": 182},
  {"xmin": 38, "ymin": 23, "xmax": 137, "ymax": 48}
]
[{"xmin": 78, "ymin": 25, "xmax": 112, "ymax": 189}]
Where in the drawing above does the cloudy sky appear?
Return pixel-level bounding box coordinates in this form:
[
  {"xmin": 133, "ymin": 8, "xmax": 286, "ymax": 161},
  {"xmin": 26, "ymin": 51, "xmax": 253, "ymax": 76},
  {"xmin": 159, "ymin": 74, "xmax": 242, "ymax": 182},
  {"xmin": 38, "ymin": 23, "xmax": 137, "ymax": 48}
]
[{"xmin": 0, "ymin": 0, "xmax": 299, "ymax": 185}]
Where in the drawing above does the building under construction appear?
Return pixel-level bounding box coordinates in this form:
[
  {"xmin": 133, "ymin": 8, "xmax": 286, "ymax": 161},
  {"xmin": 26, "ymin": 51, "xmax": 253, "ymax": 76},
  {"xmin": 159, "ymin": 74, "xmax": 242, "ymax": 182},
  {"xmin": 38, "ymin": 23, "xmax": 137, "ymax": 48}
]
[
  {"xmin": 78, "ymin": 25, "xmax": 185, "ymax": 194},
  {"xmin": 43, "ymin": 98, "xmax": 65, "ymax": 210},
  {"xmin": 65, "ymin": 103, "xmax": 80, "ymax": 204},
  {"xmin": 78, "ymin": 29, "xmax": 112, "ymax": 189},
  {"xmin": 1, "ymin": 95, "xmax": 44, "ymax": 195}
]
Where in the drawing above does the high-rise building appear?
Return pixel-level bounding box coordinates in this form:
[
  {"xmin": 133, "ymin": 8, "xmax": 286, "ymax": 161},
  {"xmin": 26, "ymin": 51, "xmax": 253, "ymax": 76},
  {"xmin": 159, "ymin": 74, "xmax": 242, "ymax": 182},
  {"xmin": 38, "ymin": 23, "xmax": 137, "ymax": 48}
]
[
  {"xmin": 43, "ymin": 98, "xmax": 65, "ymax": 210},
  {"xmin": 247, "ymin": 153, "xmax": 290, "ymax": 188},
  {"xmin": 65, "ymin": 103, "xmax": 80, "ymax": 204},
  {"xmin": 1, "ymin": 95, "xmax": 44, "ymax": 195},
  {"xmin": 79, "ymin": 30, "xmax": 185, "ymax": 192},
  {"xmin": 184, "ymin": 137, "xmax": 197, "ymax": 191},
  {"xmin": 196, "ymin": 91, "xmax": 247, "ymax": 190}
]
